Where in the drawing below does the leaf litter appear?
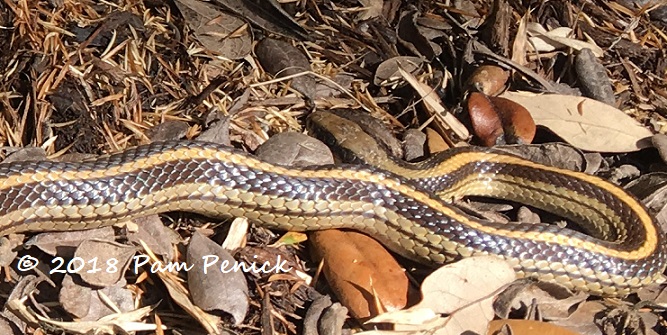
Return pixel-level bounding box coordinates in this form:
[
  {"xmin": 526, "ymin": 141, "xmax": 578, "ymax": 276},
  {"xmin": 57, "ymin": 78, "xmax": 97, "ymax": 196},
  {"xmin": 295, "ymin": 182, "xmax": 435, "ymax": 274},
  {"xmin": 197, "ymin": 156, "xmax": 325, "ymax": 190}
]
[{"xmin": 0, "ymin": 0, "xmax": 667, "ymax": 334}]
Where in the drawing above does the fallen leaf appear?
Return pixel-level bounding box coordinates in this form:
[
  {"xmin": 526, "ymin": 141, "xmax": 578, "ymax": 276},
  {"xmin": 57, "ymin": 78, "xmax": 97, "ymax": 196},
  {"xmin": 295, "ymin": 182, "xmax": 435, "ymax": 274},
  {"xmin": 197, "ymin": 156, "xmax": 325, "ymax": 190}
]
[
  {"xmin": 74, "ymin": 239, "xmax": 137, "ymax": 287},
  {"xmin": 358, "ymin": 0, "xmax": 384, "ymax": 20},
  {"xmin": 174, "ymin": 0, "xmax": 252, "ymax": 60},
  {"xmin": 126, "ymin": 215, "xmax": 181, "ymax": 260},
  {"xmin": 574, "ymin": 48, "xmax": 615, "ymax": 105},
  {"xmin": 493, "ymin": 280, "xmax": 588, "ymax": 320},
  {"xmin": 527, "ymin": 23, "xmax": 604, "ymax": 57},
  {"xmin": 60, "ymin": 276, "xmax": 134, "ymax": 321},
  {"xmin": 465, "ymin": 65, "xmax": 509, "ymax": 96},
  {"xmin": 136, "ymin": 241, "xmax": 222, "ymax": 334},
  {"xmin": 488, "ymin": 319, "xmax": 582, "ymax": 335},
  {"xmin": 548, "ymin": 301, "xmax": 607, "ymax": 335},
  {"xmin": 24, "ymin": 227, "xmax": 115, "ymax": 258},
  {"xmin": 398, "ymin": 66, "xmax": 469, "ymax": 139},
  {"xmin": 187, "ymin": 231, "xmax": 249, "ymax": 325},
  {"xmin": 374, "ymin": 56, "xmax": 424, "ymax": 86},
  {"xmin": 493, "ymin": 143, "xmax": 586, "ymax": 172},
  {"xmin": 500, "ymin": 91, "xmax": 653, "ymax": 152},
  {"xmin": 467, "ymin": 92, "xmax": 535, "ymax": 146},
  {"xmin": 255, "ymin": 38, "xmax": 316, "ymax": 100},
  {"xmin": 254, "ymin": 132, "xmax": 334, "ymax": 167},
  {"xmin": 362, "ymin": 256, "xmax": 515, "ymax": 335},
  {"xmin": 146, "ymin": 120, "xmax": 190, "ymax": 142},
  {"xmin": 310, "ymin": 230, "xmax": 417, "ymax": 321},
  {"xmin": 416, "ymin": 256, "xmax": 515, "ymax": 314}
]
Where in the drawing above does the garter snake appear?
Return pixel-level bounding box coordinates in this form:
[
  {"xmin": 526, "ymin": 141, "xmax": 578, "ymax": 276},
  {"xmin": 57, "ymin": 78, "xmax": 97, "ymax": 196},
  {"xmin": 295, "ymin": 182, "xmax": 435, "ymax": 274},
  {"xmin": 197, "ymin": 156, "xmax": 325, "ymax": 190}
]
[
  {"xmin": 306, "ymin": 110, "xmax": 667, "ymax": 296},
  {"xmin": 0, "ymin": 115, "xmax": 663, "ymax": 297}
]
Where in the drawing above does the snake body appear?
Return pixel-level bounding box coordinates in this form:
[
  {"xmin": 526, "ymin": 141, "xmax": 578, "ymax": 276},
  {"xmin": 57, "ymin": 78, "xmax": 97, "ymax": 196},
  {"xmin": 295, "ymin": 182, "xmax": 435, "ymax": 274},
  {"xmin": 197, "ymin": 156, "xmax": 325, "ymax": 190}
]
[{"xmin": 0, "ymin": 137, "xmax": 665, "ymax": 296}]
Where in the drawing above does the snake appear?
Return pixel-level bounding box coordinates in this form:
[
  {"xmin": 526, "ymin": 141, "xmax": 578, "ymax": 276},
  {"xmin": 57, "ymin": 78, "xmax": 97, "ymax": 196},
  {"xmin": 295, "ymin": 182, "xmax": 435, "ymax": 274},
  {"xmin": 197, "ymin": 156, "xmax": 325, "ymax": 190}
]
[{"xmin": 0, "ymin": 113, "xmax": 664, "ymax": 297}]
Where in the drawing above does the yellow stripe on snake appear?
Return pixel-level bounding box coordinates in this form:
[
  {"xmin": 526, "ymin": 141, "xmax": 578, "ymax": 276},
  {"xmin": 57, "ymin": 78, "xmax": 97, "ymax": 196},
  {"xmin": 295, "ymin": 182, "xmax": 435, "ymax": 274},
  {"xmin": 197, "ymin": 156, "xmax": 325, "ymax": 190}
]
[{"xmin": 0, "ymin": 114, "xmax": 664, "ymax": 296}]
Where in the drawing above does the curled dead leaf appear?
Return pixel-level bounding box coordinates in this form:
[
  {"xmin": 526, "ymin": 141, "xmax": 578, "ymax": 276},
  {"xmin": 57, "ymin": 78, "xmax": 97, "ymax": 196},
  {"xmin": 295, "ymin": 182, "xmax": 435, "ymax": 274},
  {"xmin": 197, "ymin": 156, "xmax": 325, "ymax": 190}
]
[
  {"xmin": 310, "ymin": 230, "xmax": 417, "ymax": 321},
  {"xmin": 467, "ymin": 92, "xmax": 536, "ymax": 146},
  {"xmin": 465, "ymin": 65, "xmax": 509, "ymax": 96}
]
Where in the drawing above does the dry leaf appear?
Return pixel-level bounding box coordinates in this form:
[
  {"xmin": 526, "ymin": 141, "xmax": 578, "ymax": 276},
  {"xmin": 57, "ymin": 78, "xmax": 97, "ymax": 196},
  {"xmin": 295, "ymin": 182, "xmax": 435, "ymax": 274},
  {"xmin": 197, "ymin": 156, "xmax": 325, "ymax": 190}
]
[
  {"xmin": 60, "ymin": 276, "xmax": 134, "ymax": 321},
  {"xmin": 397, "ymin": 66, "xmax": 469, "ymax": 139},
  {"xmin": 137, "ymin": 241, "xmax": 223, "ymax": 334},
  {"xmin": 465, "ymin": 65, "xmax": 509, "ymax": 96},
  {"xmin": 467, "ymin": 92, "xmax": 535, "ymax": 146},
  {"xmin": 173, "ymin": 0, "xmax": 252, "ymax": 60},
  {"xmin": 255, "ymin": 38, "xmax": 316, "ymax": 100},
  {"xmin": 511, "ymin": 13, "xmax": 530, "ymax": 66},
  {"xmin": 187, "ymin": 232, "xmax": 249, "ymax": 325},
  {"xmin": 255, "ymin": 132, "xmax": 334, "ymax": 167},
  {"xmin": 310, "ymin": 230, "xmax": 417, "ymax": 320},
  {"xmin": 548, "ymin": 301, "xmax": 607, "ymax": 335},
  {"xmin": 493, "ymin": 280, "xmax": 588, "ymax": 320},
  {"xmin": 361, "ymin": 256, "xmax": 515, "ymax": 335},
  {"xmin": 75, "ymin": 240, "xmax": 137, "ymax": 287},
  {"xmin": 488, "ymin": 319, "xmax": 583, "ymax": 335},
  {"xmin": 358, "ymin": 0, "xmax": 384, "ymax": 20},
  {"xmin": 493, "ymin": 143, "xmax": 587, "ymax": 172},
  {"xmin": 216, "ymin": 0, "xmax": 308, "ymax": 40},
  {"xmin": 24, "ymin": 226, "xmax": 115, "ymax": 258},
  {"xmin": 500, "ymin": 91, "xmax": 652, "ymax": 152},
  {"xmin": 526, "ymin": 23, "xmax": 604, "ymax": 57},
  {"xmin": 126, "ymin": 215, "xmax": 180, "ymax": 260},
  {"xmin": 374, "ymin": 56, "xmax": 424, "ymax": 86},
  {"xmin": 425, "ymin": 127, "xmax": 450, "ymax": 153},
  {"xmin": 575, "ymin": 48, "xmax": 615, "ymax": 105}
]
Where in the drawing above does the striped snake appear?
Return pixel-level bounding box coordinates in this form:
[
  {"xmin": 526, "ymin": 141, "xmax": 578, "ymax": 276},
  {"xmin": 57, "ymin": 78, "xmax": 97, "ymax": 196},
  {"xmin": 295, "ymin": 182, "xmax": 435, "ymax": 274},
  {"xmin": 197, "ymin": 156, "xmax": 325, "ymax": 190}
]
[{"xmin": 0, "ymin": 111, "xmax": 664, "ymax": 297}]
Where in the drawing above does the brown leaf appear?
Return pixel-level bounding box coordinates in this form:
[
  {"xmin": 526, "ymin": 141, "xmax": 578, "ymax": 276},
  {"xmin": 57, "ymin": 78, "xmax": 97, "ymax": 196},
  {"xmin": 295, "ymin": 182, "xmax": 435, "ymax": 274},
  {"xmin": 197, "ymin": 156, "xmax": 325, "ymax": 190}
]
[
  {"xmin": 255, "ymin": 132, "xmax": 334, "ymax": 167},
  {"xmin": 255, "ymin": 38, "xmax": 316, "ymax": 100},
  {"xmin": 146, "ymin": 121, "xmax": 190, "ymax": 142},
  {"xmin": 310, "ymin": 230, "xmax": 417, "ymax": 321},
  {"xmin": 74, "ymin": 239, "xmax": 137, "ymax": 287},
  {"xmin": 1, "ymin": 147, "xmax": 47, "ymax": 164},
  {"xmin": 26, "ymin": 227, "xmax": 116, "ymax": 258},
  {"xmin": 60, "ymin": 276, "xmax": 134, "ymax": 321},
  {"xmin": 126, "ymin": 215, "xmax": 181, "ymax": 260},
  {"xmin": 466, "ymin": 65, "xmax": 509, "ymax": 96},
  {"xmin": 549, "ymin": 301, "xmax": 606, "ymax": 335},
  {"xmin": 365, "ymin": 256, "xmax": 516, "ymax": 335},
  {"xmin": 374, "ymin": 56, "xmax": 424, "ymax": 86},
  {"xmin": 488, "ymin": 319, "xmax": 582, "ymax": 335},
  {"xmin": 357, "ymin": 0, "xmax": 384, "ymax": 20},
  {"xmin": 425, "ymin": 127, "xmax": 450, "ymax": 153},
  {"xmin": 173, "ymin": 0, "xmax": 252, "ymax": 60},
  {"xmin": 575, "ymin": 48, "xmax": 615, "ymax": 106},
  {"xmin": 493, "ymin": 280, "xmax": 588, "ymax": 320},
  {"xmin": 493, "ymin": 143, "xmax": 586, "ymax": 172},
  {"xmin": 215, "ymin": 0, "xmax": 309, "ymax": 41},
  {"xmin": 468, "ymin": 92, "xmax": 536, "ymax": 146},
  {"xmin": 500, "ymin": 91, "xmax": 652, "ymax": 152},
  {"xmin": 403, "ymin": 128, "xmax": 426, "ymax": 161},
  {"xmin": 186, "ymin": 231, "xmax": 249, "ymax": 325}
]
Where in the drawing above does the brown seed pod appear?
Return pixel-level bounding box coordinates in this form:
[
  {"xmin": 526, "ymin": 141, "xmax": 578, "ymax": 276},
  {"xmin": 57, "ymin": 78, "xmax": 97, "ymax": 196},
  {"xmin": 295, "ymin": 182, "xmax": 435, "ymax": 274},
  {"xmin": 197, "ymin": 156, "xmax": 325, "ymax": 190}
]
[
  {"xmin": 467, "ymin": 92, "xmax": 536, "ymax": 146},
  {"xmin": 465, "ymin": 65, "xmax": 510, "ymax": 96}
]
